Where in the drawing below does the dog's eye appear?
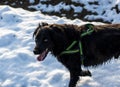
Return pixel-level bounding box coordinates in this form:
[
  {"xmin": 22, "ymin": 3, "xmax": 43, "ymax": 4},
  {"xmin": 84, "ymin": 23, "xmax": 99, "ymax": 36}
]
[{"xmin": 43, "ymin": 38, "xmax": 48, "ymax": 42}]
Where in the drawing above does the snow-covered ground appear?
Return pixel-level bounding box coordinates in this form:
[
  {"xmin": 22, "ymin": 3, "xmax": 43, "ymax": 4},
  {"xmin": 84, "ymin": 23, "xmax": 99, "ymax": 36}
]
[
  {"xmin": 29, "ymin": 0, "xmax": 120, "ymax": 23},
  {"xmin": 0, "ymin": 5, "xmax": 120, "ymax": 87}
]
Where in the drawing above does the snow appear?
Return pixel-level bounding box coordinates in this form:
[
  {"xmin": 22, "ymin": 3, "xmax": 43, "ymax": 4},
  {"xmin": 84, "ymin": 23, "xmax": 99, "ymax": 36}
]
[
  {"xmin": 29, "ymin": 0, "xmax": 35, "ymax": 4},
  {"xmin": 29, "ymin": 0, "xmax": 120, "ymax": 23},
  {"xmin": 0, "ymin": 5, "xmax": 120, "ymax": 87}
]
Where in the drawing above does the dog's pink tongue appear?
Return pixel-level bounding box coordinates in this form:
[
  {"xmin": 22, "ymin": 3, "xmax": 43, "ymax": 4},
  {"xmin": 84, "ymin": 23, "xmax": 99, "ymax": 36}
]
[
  {"xmin": 37, "ymin": 51, "xmax": 46, "ymax": 61},
  {"xmin": 37, "ymin": 55, "xmax": 43, "ymax": 61}
]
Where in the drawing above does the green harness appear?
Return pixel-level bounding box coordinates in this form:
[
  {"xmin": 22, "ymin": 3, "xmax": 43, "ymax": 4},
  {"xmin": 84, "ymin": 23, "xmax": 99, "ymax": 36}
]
[{"xmin": 59, "ymin": 24, "xmax": 94, "ymax": 65}]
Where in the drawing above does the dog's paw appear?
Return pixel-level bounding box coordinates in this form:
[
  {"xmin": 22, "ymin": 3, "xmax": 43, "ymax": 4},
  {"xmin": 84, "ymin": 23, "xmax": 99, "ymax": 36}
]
[{"xmin": 80, "ymin": 70, "xmax": 92, "ymax": 77}]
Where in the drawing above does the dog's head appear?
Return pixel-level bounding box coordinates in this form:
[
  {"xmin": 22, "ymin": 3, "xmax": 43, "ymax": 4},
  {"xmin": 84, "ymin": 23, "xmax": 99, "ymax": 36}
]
[
  {"xmin": 33, "ymin": 23, "xmax": 75, "ymax": 61},
  {"xmin": 33, "ymin": 22, "xmax": 54, "ymax": 61}
]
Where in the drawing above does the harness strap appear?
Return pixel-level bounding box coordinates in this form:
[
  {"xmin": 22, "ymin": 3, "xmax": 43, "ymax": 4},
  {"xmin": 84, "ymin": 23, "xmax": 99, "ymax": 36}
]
[
  {"xmin": 79, "ymin": 41, "xmax": 83, "ymax": 55},
  {"xmin": 81, "ymin": 24, "xmax": 94, "ymax": 37},
  {"xmin": 66, "ymin": 41, "xmax": 77, "ymax": 50},
  {"xmin": 60, "ymin": 41, "xmax": 79, "ymax": 55},
  {"xmin": 79, "ymin": 41, "xmax": 84, "ymax": 65},
  {"xmin": 60, "ymin": 49, "xmax": 79, "ymax": 55},
  {"xmin": 59, "ymin": 24, "xmax": 94, "ymax": 65}
]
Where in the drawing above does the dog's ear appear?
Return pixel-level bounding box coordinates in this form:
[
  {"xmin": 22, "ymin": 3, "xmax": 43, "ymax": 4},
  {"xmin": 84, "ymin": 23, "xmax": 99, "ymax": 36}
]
[
  {"xmin": 33, "ymin": 23, "xmax": 41, "ymax": 38},
  {"xmin": 38, "ymin": 22, "xmax": 48, "ymax": 28},
  {"xmin": 33, "ymin": 22, "xmax": 49, "ymax": 38},
  {"xmin": 38, "ymin": 23, "xmax": 41, "ymax": 28},
  {"xmin": 49, "ymin": 25, "xmax": 68, "ymax": 43},
  {"xmin": 41, "ymin": 22, "xmax": 48, "ymax": 26}
]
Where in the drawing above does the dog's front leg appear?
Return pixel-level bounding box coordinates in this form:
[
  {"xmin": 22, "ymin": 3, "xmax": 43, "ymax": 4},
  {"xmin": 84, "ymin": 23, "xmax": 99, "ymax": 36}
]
[
  {"xmin": 69, "ymin": 72, "xmax": 79, "ymax": 87},
  {"xmin": 69, "ymin": 70, "xmax": 91, "ymax": 87}
]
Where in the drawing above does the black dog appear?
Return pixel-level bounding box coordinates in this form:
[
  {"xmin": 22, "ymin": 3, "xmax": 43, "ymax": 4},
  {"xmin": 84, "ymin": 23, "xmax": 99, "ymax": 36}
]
[{"xmin": 33, "ymin": 22, "xmax": 120, "ymax": 87}]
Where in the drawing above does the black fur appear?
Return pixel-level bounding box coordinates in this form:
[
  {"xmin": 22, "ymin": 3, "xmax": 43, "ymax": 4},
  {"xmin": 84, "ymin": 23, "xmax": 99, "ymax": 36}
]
[{"xmin": 33, "ymin": 23, "xmax": 120, "ymax": 87}]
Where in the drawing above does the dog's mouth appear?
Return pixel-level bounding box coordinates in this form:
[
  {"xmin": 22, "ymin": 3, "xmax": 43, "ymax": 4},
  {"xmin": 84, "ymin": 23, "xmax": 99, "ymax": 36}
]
[{"xmin": 37, "ymin": 48, "xmax": 49, "ymax": 61}]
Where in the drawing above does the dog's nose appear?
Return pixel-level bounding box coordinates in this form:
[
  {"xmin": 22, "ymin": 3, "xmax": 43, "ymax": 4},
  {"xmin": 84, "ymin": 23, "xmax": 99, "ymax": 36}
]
[{"xmin": 33, "ymin": 50, "xmax": 39, "ymax": 55}]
